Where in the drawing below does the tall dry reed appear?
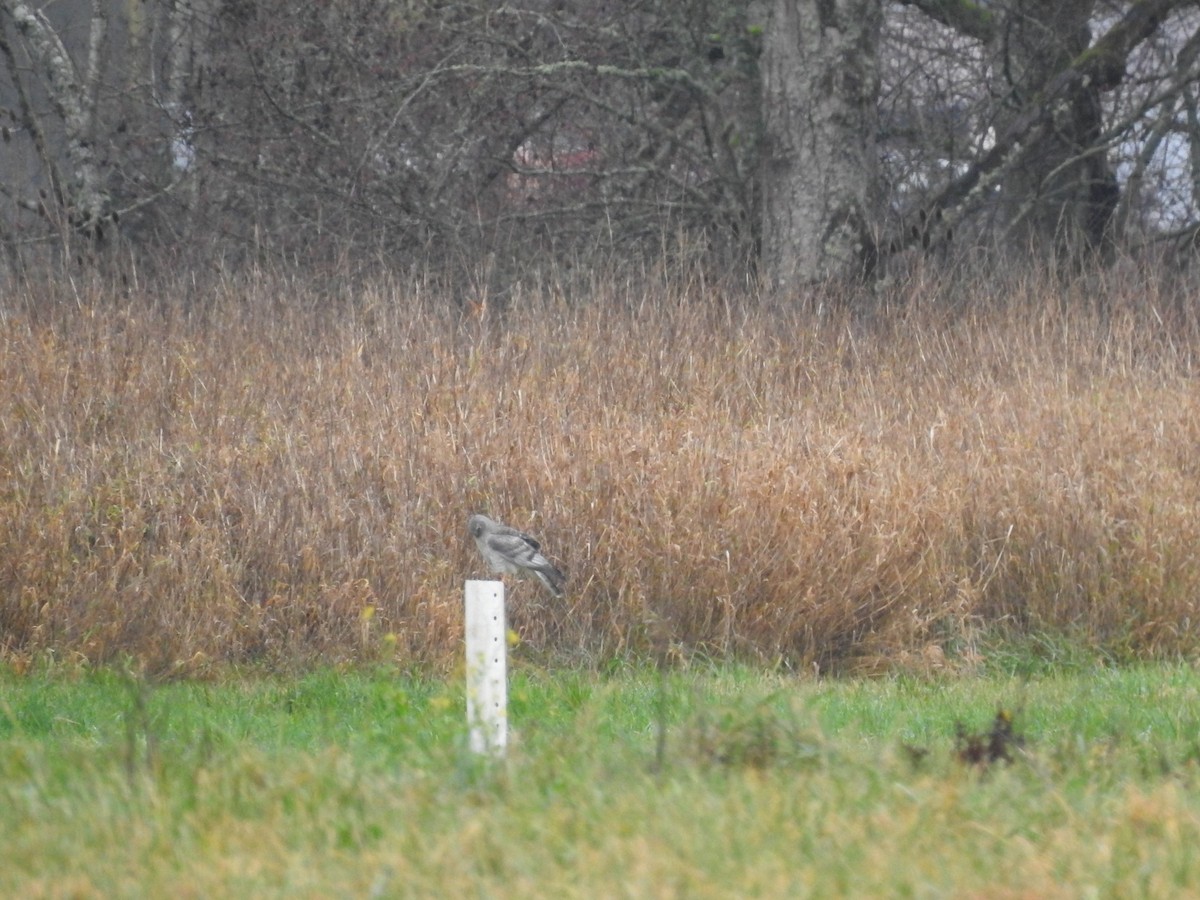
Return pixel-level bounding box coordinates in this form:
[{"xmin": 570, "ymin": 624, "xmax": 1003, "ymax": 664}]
[{"xmin": 1, "ymin": 263, "xmax": 1198, "ymax": 674}]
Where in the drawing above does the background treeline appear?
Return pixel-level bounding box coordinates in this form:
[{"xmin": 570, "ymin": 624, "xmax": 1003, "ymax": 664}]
[{"xmin": 2, "ymin": 1, "xmax": 1200, "ymax": 288}]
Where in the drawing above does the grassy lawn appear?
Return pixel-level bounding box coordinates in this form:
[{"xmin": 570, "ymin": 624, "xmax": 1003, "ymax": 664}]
[{"xmin": 3, "ymin": 662, "xmax": 1200, "ymax": 897}]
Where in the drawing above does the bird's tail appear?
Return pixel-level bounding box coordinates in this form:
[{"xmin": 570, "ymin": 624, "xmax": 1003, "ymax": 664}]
[{"xmin": 534, "ymin": 562, "xmax": 567, "ymax": 598}]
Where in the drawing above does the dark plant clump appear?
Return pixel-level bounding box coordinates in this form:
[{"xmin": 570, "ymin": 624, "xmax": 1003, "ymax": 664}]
[{"xmin": 955, "ymin": 709, "xmax": 1025, "ymax": 768}]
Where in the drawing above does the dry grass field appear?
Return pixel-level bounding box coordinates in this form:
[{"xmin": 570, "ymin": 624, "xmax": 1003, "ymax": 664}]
[{"xmin": 2, "ymin": 263, "xmax": 1199, "ymax": 675}]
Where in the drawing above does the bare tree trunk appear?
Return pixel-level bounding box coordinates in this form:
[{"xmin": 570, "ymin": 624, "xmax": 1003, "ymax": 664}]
[
  {"xmin": 2, "ymin": 0, "xmax": 110, "ymax": 239},
  {"xmin": 760, "ymin": 0, "xmax": 883, "ymax": 291},
  {"xmin": 991, "ymin": 0, "xmax": 1117, "ymax": 259}
]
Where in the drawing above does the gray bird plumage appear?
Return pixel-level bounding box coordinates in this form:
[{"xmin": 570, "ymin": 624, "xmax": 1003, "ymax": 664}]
[{"xmin": 468, "ymin": 513, "xmax": 566, "ymax": 598}]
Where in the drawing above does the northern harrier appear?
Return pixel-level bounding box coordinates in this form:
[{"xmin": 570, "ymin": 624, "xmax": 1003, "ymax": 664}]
[{"xmin": 468, "ymin": 513, "xmax": 566, "ymax": 598}]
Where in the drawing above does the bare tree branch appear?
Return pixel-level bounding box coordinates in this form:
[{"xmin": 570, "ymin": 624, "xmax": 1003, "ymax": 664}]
[
  {"xmin": 895, "ymin": 0, "xmax": 995, "ymax": 43},
  {"xmin": 890, "ymin": 0, "xmax": 1200, "ymax": 255}
]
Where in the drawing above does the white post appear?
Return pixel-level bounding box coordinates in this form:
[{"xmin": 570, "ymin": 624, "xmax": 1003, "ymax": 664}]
[{"xmin": 464, "ymin": 579, "xmax": 507, "ymax": 756}]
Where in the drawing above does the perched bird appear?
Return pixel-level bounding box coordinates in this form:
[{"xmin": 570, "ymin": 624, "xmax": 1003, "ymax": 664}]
[{"xmin": 468, "ymin": 513, "xmax": 566, "ymax": 598}]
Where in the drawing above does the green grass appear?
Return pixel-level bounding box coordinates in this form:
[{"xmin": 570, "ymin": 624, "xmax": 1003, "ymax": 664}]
[{"xmin": 4, "ymin": 663, "xmax": 1200, "ymax": 896}]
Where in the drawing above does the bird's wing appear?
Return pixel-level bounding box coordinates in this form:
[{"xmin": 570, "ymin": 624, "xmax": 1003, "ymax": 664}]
[
  {"xmin": 484, "ymin": 530, "xmax": 540, "ymax": 563},
  {"xmin": 490, "ymin": 524, "xmax": 541, "ymax": 552}
]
